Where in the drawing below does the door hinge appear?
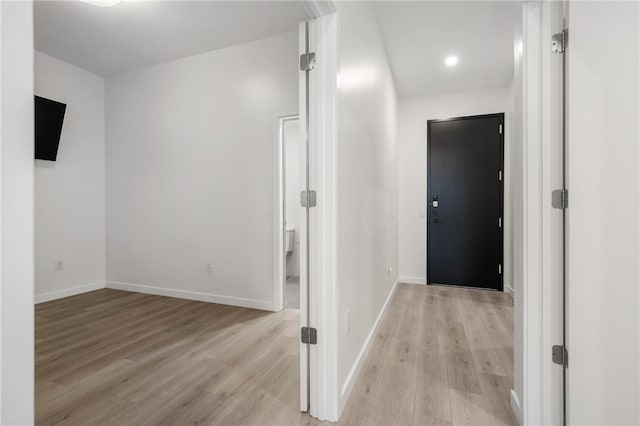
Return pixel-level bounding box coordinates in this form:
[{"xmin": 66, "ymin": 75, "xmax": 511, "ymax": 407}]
[
  {"xmin": 300, "ymin": 52, "xmax": 316, "ymax": 71},
  {"xmin": 301, "ymin": 327, "xmax": 317, "ymax": 344},
  {"xmin": 498, "ymin": 264, "xmax": 502, "ymax": 274},
  {"xmin": 498, "ymin": 217, "xmax": 502, "ymax": 228},
  {"xmin": 300, "ymin": 190, "xmax": 317, "ymax": 208},
  {"xmin": 499, "ymin": 170, "xmax": 502, "ymax": 181},
  {"xmin": 552, "ymin": 30, "xmax": 567, "ymax": 53},
  {"xmin": 552, "ymin": 188, "xmax": 568, "ymax": 209},
  {"xmin": 499, "ymin": 124, "xmax": 503, "ymax": 134},
  {"xmin": 552, "ymin": 344, "xmax": 568, "ymax": 367}
]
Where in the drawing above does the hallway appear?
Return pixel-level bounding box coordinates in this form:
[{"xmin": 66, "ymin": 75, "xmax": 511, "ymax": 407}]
[{"xmin": 340, "ymin": 284, "xmax": 515, "ymax": 425}]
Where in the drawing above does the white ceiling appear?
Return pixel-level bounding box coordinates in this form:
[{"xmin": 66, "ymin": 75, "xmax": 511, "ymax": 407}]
[
  {"xmin": 373, "ymin": 1, "xmax": 519, "ymax": 98},
  {"xmin": 34, "ymin": 1, "xmax": 309, "ymax": 76}
]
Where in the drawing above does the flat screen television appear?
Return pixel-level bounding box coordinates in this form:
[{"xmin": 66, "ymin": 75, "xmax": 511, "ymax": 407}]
[{"xmin": 35, "ymin": 95, "xmax": 66, "ymax": 161}]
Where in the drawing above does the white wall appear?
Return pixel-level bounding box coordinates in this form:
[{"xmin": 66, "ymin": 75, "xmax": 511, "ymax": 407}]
[
  {"xmin": 397, "ymin": 86, "xmax": 511, "ymax": 286},
  {"xmin": 284, "ymin": 119, "xmax": 300, "ymax": 277},
  {"xmin": 566, "ymin": 2, "xmax": 639, "ymax": 424},
  {"xmin": 0, "ymin": 1, "xmax": 35, "ymax": 423},
  {"xmin": 105, "ymin": 31, "xmax": 298, "ymax": 310},
  {"xmin": 34, "ymin": 51, "xmax": 106, "ymax": 303},
  {"xmin": 334, "ymin": 1, "xmax": 399, "ymax": 413}
]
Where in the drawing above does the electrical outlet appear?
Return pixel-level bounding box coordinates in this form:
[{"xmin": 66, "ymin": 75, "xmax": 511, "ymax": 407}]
[
  {"xmin": 345, "ymin": 309, "xmax": 351, "ymax": 334},
  {"xmin": 388, "ymin": 267, "xmax": 393, "ymax": 275},
  {"xmin": 206, "ymin": 262, "xmax": 214, "ymax": 273},
  {"xmin": 418, "ymin": 209, "xmax": 425, "ymax": 218},
  {"xmin": 55, "ymin": 260, "xmax": 64, "ymax": 271}
]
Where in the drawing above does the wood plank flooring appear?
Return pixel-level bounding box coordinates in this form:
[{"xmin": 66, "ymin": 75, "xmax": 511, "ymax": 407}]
[
  {"xmin": 36, "ymin": 284, "xmax": 515, "ymax": 425},
  {"xmin": 339, "ymin": 284, "xmax": 516, "ymax": 426}
]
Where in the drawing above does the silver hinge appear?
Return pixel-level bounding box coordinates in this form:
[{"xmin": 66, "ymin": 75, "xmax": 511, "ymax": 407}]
[
  {"xmin": 552, "ymin": 188, "xmax": 568, "ymax": 209},
  {"xmin": 552, "ymin": 344, "xmax": 568, "ymax": 367},
  {"xmin": 300, "ymin": 52, "xmax": 316, "ymax": 71},
  {"xmin": 552, "ymin": 30, "xmax": 567, "ymax": 53},
  {"xmin": 499, "ymin": 170, "xmax": 502, "ymax": 181},
  {"xmin": 498, "ymin": 217, "xmax": 502, "ymax": 228},
  {"xmin": 499, "ymin": 124, "xmax": 503, "ymax": 134},
  {"xmin": 301, "ymin": 327, "xmax": 317, "ymax": 344},
  {"xmin": 300, "ymin": 190, "xmax": 317, "ymax": 208},
  {"xmin": 498, "ymin": 264, "xmax": 502, "ymax": 274}
]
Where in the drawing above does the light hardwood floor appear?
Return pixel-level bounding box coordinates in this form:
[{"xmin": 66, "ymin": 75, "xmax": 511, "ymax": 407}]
[
  {"xmin": 339, "ymin": 284, "xmax": 516, "ymax": 426},
  {"xmin": 36, "ymin": 284, "xmax": 515, "ymax": 425}
]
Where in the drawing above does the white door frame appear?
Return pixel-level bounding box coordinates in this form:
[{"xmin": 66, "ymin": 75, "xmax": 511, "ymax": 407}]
[
  {"xmin": 540, "ymin": 2, "xmax": 566, "ymax": 424},
  {"xmin": 520, "ymin": 2, "xmax": 565, "ymax": 425},
  {"xmin": 300, "ymin": 0, "xmax": 339, "ymax": 421}
]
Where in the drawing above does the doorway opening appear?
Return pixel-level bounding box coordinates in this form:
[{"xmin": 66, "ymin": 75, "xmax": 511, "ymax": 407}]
[
  {"xmin": 31, "ymin": 1, "xmax": 314, "ymax": 424},
  {"xmin": 427, "ymin": 113, "xmax": 505, "ymax": 291},
  {"xmin": 279, "ymin": 115, "xmax": 301, "ymax": 310}
]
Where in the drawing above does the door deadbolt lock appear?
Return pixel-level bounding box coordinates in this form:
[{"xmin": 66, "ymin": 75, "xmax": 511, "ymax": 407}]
[{"xmin": 432, "ymin": 195, "xmax": 439, "ymax": 208}]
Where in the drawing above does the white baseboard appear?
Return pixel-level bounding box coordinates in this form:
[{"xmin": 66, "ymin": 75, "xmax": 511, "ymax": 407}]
[
  {"xmin": 105, "ymin": 281, "xmax": 275, "ymax": 311},
  {"xmin": 35, "ymin": 281, "xmax": 106, "ymax": 304},
  {"xmin": 510, "ymin": 389, "xmax": 522, "ymax": 425},
  {"xmin": 398, "ymin": 275, "xmax": 426, "ymax": 285},
  {"xmin": 338, "ymin": 278, "xmax": 399, "ymax": 415}
]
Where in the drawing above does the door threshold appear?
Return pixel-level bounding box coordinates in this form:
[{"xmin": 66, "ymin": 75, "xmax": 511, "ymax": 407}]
[{"xmin": 428, "ymin": 282, "xmax": 498, "ymax": 292}]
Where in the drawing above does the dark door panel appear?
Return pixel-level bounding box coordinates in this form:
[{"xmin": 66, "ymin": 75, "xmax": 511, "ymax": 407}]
[{"xmin": 427, "ymin": 114, "xmax": 504, "ymax": 290}]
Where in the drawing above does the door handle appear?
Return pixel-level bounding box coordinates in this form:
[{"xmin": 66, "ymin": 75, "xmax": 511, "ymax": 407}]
[{"xmin": 431, "ymin": 195, "xmax": 439, "ymax": 208}]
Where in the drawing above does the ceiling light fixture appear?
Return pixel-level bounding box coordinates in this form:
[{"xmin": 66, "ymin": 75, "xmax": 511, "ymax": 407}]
[
  {"xmin": 82, "ymin": 0, "xmax": 122, "ymax": 7},
  {"xmin": 445, "ymin": 55, "xmax": 459, "ymax": 67}
]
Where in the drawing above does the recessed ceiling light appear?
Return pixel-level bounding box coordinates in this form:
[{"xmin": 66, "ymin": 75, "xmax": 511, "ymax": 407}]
[
  {"xmin": 82, "ymin": 0, "xmax": 122, "ymax": 7},
  {"xmin": 445, "ymin": 55, "xmax": 459, "ymax": 67}
]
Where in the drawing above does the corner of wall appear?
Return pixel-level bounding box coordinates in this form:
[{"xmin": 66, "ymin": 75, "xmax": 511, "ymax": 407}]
[
  {"xmin": 398, "ymin": 275, "xmax": 427, "ymax": 285},
  {"xmin": 34, "ymin": 281, "xmax": 106, "ymax": 304},
  {"xmin": 34, "ymin": 52, "xmax": 107, "ymax": 301},
  {"xmin": 104, "ymin": 281, "xmax": 277, "ymax": 312}
]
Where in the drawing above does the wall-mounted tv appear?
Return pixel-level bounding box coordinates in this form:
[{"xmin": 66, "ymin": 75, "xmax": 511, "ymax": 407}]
[{"xmin": 35, "ymin": 95, "xmax": 66, "ymax": 161}]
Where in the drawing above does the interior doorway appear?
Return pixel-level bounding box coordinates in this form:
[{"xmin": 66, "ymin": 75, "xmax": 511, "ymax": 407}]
[
  {"xmin": 29, "ymin": 0, "xmax": 315, "ymax": 423},
  {"xmin": 280, "ymin": 115, "xmax": 301, "ymax": 310},
  {"xmin": 427, "ymin": 113, "xmax": 505, "ymax": 290}
]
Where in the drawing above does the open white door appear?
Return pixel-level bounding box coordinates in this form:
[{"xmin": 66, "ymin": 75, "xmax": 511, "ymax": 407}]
[
  {"xmin": 297, "ymin": 5, "xmax": 339, "ymax": 420},
  {"xmin": 298, "ymin": 19, "xmax": 312, "ymax": 413}
]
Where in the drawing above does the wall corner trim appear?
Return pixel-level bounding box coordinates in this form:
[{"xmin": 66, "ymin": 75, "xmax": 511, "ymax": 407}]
[
  {"xmin": 398, "ymin": 275, "xmax": 427, "ymax": 285},
  {"xmin": 338, "ymin": 278, "xmax": 400, "ymax": 416},
  {"xmin": 105, "ymin": 281, "xmax": 276, "ymax": 312},
  {"xmin": 34, "ymin": 281, "xmax": 106, "ymax": 304}
]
